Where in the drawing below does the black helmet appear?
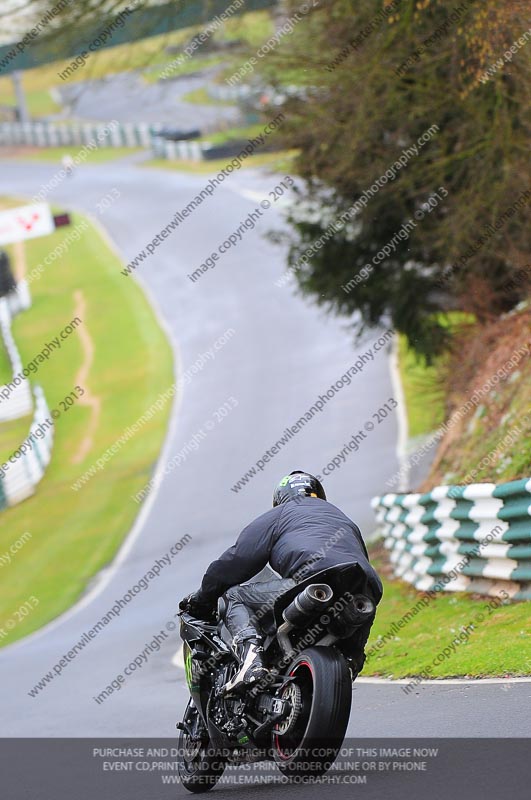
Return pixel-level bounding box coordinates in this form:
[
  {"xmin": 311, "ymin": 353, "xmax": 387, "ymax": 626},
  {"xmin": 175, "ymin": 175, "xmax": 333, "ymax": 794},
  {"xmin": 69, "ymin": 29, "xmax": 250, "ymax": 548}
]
[{"xmin": 273, "ymin": 470, "xmax": 326, "ymax": 507}]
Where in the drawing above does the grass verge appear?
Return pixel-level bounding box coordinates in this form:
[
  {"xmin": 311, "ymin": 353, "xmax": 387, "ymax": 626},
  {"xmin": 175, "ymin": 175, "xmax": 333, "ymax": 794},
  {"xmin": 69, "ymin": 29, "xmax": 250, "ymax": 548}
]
[
  {"xmin": 143, "ymin": 149, "xmax": 298, "ymax": 175},
  {"xmin": 144, "ymin": 10, "xmax": 274, "ymax": 83},
  {"xmin": 424, "ymin": 306, "xmax": 531, "ymax": 486},
  {"xmin": 397, "ymin": 333, "xmax": 446, "ymax": 439},
  {"xmin": 142, "ymin": 53, "xmax": 227, "ymax": 84},
  {"xmin": 1, "ymin": 146, "xmax": 142, "ymax": 164},
  {"xmin": 0, "ymin": 337, "xmax": 12, "ymax": 385},
  {"xmin": 181, "ymin": 87, "xmax": 234, "ymax": 106},
  {"xmin": 0, "ymin": 415, "xmax": 33, "ymax": 465},
  {"xmin": 198, "ymin": 123, "xmax": 265, "ymax": 145},
  {"xmin": 0, "ymin": 211, "xmax": 174, "ymax": 647},
  {"xmin": 397, "ymin": 313, "xmax": 478, "ymax": 441},
  {"xmin": 0, "ymin": 87, "xmax": 60, "ymax": 118},
  {"xmin": 365, "ymin": 550, "xmax": 531, "ymax": 678}
]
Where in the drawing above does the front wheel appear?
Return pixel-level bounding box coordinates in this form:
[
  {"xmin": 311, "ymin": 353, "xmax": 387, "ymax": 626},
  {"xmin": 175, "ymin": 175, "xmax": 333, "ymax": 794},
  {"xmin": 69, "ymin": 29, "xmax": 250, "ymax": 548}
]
[
  {"xmin": 272, "ymin": 646, "xmax": 351, "ymax": 778},
  {"xmin": 177, "ymin": 700, "xmax": 226, "ymax": 793}
]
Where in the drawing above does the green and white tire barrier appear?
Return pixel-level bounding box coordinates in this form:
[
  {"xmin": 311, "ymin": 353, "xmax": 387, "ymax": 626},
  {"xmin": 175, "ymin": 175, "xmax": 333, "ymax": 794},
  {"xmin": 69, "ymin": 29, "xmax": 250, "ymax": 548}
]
[
  {"xmin": 0, "ymin": 292, "xmax": 33, "ymax": 422},
  {"xmin": 0, "ymin": 384, "xmax": 54, "ymax": 511},
  {"xmin": 207, "ymin": 83, "xmax": 301, "ymax": 104},
  {"xmin": 150, "ymin": 136, "xmax": 205, "ymax": 161},
  {"xmin": 207, "ymin": 84, "xmax": 253, "ymax": 102},
  {"xmin": 371, "ymin": 479, "xmax": 531, "ymax": 601},
  {"xmin": 0, "ymin": 121, "xmax": 153, "ymax": 148},
  {"xmin": 5, "ymin": 279, "xmax": 31, "ymax": 316},
  {"xmin": 0, "ymin": 121, "xmax": 210, "ymax": 161}
]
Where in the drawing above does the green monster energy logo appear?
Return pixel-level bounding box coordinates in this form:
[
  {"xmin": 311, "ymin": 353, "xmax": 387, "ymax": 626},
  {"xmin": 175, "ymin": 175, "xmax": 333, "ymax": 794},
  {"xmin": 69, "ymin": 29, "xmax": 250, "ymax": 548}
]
[
  {"xmin": 184, "ymin": 648, "xmax": 194, "ymax": 689},
  {"xmin": 278, "ymin": 475, "xmax": 291, "ymax": 486},
  {"xmin": 184, "ymin": 646, "xmax": 201, "ymax": 691}
]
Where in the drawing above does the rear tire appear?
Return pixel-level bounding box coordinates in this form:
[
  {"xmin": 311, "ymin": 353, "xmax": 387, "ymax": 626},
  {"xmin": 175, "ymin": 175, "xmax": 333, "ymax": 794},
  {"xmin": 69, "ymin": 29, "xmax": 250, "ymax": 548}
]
[
  {"xmin": 177, "ymin": 700, "xmax": 225, "ymax": 793},
  {"xmin": 272, "ymin": 646, "xmax": 351, "ymax": 778}
]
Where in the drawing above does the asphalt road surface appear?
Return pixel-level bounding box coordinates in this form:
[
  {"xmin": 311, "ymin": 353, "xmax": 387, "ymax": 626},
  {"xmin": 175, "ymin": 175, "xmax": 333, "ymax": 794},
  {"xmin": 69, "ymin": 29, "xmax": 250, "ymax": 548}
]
[
  {"xmin": 0, "ymin": 155, "xmax": 529, "ymax": 760},
  {"xmin": 57, "ymin": 68, "xmax": 243, "ymax": 129}
]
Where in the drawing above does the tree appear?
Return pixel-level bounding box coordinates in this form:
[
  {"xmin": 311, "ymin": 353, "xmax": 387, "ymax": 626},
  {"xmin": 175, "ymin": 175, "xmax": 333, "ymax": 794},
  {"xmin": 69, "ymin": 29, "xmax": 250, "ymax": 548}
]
[{"xmin": 262, "ymin": 0, "xmax": 530, "ymax": 360}]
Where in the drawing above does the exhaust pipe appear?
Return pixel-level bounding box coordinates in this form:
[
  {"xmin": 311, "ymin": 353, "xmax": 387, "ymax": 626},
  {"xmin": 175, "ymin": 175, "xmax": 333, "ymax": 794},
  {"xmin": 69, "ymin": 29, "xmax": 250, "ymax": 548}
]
[
  {"xmin": 283, "ymin": 584, "xmax": 333, "ymax": 626},
  {"xmin": 277, "ymin": 584, "xmax": 333, "ymax": 655},
  {"xmin": 320, "ymin": 593, "xmax": 375, "ymax": 643},
  {"xmin": 347, "ymin": 594, "xmax": 375, "ymax": 625}
]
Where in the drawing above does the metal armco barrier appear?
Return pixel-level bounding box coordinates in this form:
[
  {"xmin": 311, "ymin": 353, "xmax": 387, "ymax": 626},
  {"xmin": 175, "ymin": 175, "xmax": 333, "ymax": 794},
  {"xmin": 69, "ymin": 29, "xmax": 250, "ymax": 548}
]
[
  {"xmin": 0, "ymin": 290, "xmax": 32, "ymax": 422},
  {"xmin": 0, "ymin": 385, "xmax": 54, "ymax": 510},
  {"xmin": 372, "ymin": 479, "xmax": 531, "ymax": 600}
]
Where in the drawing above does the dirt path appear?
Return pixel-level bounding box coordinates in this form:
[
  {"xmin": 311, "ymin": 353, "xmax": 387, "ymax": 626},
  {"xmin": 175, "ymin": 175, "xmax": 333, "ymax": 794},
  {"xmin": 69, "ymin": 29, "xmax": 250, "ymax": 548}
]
[{"xmin": 71, "ymin": 289, "xmax": 101, "ymax": 465}]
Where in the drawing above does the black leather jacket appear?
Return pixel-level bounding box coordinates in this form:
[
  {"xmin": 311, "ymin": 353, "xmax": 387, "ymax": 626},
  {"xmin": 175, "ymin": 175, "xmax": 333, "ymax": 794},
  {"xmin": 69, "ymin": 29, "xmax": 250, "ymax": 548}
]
[{"xmin": 199, "ymin": 497, "xmax": 382, "ymax": 604}]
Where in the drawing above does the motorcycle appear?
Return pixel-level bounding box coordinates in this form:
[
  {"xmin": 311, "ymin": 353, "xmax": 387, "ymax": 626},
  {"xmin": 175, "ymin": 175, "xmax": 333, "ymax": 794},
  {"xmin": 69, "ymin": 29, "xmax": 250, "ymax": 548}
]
[{"xmin": 176, "ymin": 562, "xmax": 376, "ymax": 792}]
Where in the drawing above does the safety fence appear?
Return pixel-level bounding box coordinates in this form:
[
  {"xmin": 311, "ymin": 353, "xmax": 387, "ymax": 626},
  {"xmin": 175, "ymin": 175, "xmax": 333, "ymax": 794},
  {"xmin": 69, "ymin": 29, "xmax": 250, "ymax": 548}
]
[
  {"xmin": 0, "ymin": 384, "xmax": 54, "ymax": 510},
  {"xmin": 0, "ymin": 289, "xmax": 32, "ymax": 422},
  {"xmin": 372, "ymin": 479, "xmax": 531, "ymax": 600}
]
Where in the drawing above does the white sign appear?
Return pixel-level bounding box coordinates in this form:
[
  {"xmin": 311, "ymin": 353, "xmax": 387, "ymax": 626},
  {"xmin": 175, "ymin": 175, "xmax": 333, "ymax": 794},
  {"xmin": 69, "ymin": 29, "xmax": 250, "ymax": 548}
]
[{"xmin": 0, "ymin": 203, "xmax": 55, "ymax": 246}]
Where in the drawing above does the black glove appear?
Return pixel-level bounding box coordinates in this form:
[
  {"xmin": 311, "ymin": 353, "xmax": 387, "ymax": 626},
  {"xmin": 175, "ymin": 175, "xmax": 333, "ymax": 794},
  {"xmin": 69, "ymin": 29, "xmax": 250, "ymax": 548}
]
[{"xmin": 179, "ymin": 591, "xmax": 216, "ymax": 621}]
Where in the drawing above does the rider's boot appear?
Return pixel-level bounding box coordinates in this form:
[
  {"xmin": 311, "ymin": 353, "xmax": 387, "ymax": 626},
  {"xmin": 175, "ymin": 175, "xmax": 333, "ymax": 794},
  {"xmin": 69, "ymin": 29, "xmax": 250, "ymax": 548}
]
[{"xmin": 223, "ymin": 637, "xmax": 267, "ymax": 694}]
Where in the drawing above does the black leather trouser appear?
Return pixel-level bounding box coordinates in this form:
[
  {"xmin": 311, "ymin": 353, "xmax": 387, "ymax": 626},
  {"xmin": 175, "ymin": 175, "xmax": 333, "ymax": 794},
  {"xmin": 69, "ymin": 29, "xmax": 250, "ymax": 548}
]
[
  {"xmin": 222, "ymin": 578, "xmax": 296, "ymax": 644},
  {"xmin": 222, "ymin": 578, "xmax": 373, "ymax": 663}
]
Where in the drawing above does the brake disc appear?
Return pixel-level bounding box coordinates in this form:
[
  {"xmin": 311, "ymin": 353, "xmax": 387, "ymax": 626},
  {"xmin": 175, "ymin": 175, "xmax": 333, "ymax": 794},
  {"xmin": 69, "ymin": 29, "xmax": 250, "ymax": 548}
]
[{"xmin": 275, "ymin": 682, "xmax": 302, "ymax": 735}]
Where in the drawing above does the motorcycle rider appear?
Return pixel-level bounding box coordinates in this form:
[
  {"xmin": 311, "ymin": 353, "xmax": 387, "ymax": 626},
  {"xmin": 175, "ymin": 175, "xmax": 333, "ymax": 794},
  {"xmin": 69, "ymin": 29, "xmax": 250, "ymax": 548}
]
[{"xmin": 180, "ymin": 470, "xmax": 382, "ymax": 693}]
